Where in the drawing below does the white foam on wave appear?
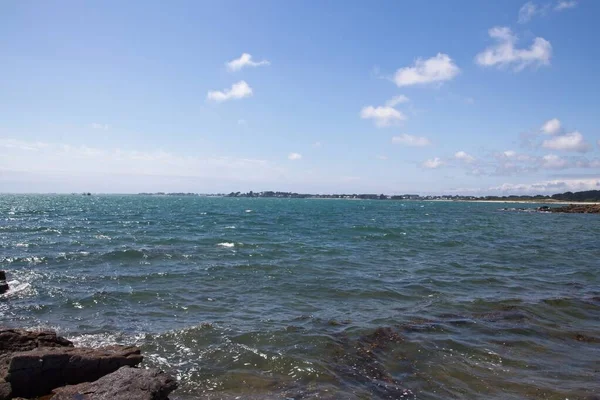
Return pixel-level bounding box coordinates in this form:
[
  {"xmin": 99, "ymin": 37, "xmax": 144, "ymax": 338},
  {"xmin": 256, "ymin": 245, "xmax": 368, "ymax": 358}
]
[
  {"xmin": 67, "ymin": 331, "xmax": 145, "ymax": 348},
  {"xmin": 2, "ymin": 256, "xmax": 45, "ymax": 265},
  {"xmin": 245, "ymin": 209, "xmax": 252, "ymax": 213},
  {"xmin": 217, "ymin": 242, "xmax": 235, "ymax": 248},
  {"xmin": 2, "ymin": 280, "xmax": 34, "ymax": 298},
  {"xmin": 95, "ymin": 234, "xmax": 111, "ymax": 240}
]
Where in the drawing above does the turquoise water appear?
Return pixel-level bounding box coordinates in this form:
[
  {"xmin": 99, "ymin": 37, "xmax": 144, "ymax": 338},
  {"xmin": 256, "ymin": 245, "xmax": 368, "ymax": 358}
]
[{"xmin": 1, "ymin": 195, "xmax": 599, "ymax": 399}]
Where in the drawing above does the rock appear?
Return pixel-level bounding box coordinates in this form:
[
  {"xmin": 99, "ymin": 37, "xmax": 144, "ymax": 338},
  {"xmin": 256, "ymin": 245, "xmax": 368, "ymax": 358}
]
[
  {"xmin": 548, "ymin": 204, "xmax": 600, "ymax": 214},
  {"xmin": 0, "ymin": 271, "xmax": 7, "ymax": 295},
  {"xmin": 0, "ymin": 328, "xmax": 73, "ymax": 353},
  {"xmin": 2, "ymin": 345, "xmax": 143, "ymax": 398},
  {"xmin": 328, "ymin": 327, "xmax": 414, "ymax": 399},
  {"xmin": 50, "ymin": 366, "xmax": 177, "ymax": 400},
  {"xmin": 0, "ymin": 378, "xmax": 11, "ymax": 400}
]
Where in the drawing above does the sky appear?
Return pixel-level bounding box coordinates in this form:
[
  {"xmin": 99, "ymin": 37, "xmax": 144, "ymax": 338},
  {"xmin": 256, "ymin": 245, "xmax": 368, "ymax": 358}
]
[{"xmin": 1, "ymin": 0, "xmax": 599, "ymax": 195}]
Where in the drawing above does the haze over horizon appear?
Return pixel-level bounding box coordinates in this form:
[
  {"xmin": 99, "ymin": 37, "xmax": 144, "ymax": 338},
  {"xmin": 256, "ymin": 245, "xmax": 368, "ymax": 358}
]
[{"xmin": 1, "ymin": 0, "xmax": 599, "ymax": 195}]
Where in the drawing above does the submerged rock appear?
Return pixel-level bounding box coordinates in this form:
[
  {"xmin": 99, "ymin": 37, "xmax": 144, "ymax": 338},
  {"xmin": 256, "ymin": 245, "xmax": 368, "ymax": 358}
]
[
  {"xmin": 50, "ymin": 366, "xmax": 177, "ymax": 400},
  {"xmin": 0, "ymin": 328, "xmax": 73, "ymax": 353},
  {"xmin": 328, "ymin": 327, "xmax": 415, "ymax": 399},
  {"xmin": 1, "ymin": 345, "xmax": 143, "ymax": 398}
]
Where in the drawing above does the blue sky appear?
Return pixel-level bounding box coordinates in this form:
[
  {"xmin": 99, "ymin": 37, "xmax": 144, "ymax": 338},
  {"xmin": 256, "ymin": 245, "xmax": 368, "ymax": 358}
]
[{"xmin": 1, "ymin": 0, "xmax": 599, "ymax": 194}]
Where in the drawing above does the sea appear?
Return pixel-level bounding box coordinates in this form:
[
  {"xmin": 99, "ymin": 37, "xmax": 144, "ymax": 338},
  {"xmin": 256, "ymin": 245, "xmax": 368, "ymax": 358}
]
[{"xmin": 1, "ymin": 194, "xmax": 599, "ymax": 399}]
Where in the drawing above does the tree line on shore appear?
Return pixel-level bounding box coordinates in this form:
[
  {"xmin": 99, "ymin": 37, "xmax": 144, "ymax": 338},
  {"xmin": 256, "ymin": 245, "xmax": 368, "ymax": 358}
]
[
  {"xmin": 135, "ymin": 190, "xmax": 600, "ymax": 202},
  {"xmin": 222, "ymin": 190, "xmax": 600, "ymax": 202}
]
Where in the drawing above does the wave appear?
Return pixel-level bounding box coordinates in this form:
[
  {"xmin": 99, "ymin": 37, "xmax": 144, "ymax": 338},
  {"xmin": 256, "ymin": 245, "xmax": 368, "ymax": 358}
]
[{"xmin": 100, "ymin": 249, "xmax": 147, "ymax": 261}]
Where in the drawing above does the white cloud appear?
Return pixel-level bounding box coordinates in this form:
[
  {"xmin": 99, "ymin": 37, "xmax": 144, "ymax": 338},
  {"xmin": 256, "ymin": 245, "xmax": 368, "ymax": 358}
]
[
  {"xmin": 360, "ymin": 106, "xmax": 406, "ymax": 127},
  {"xmin": 475, "ymin": 27, "xmax": 552, "ymax": 71},
  {"xmin": 576, "ymin": 158, "xmax": 600, "ymax": 168},
  {"xmin": 555, "ymin": 1, "xmax": 577, "ymax": 11},
  {"xmin": 541, "ymin": 154, "xmax": 568, "ymax": 168},
  {"xmin": 454, "ymin": 151, "xmax": 476, "ymax": 163},
  {"xmin": 541, "ymin": 118, "xmax": 561, "ymax": 135},
  {"xmin": 0, "ymin": 138, "xmax": 280, "ymax": 183},
  {"xmin": 288, "ymin": 152, "xmax": 302, "ymax": 160},
  {"xmin": 501, "ymin": 150, "xmax": 533, "ymax": 162},
  {"xmin": 491, "ymin": 178, "xmax": 600, "ymax": 194},
  {"xmin": 392, "ymin": 134, "xmax": 431, "ymax": 147},
  {"xmin": 518, "ymin": 2, "xmax": 539, "ymax": 23},
  {"xmin": 226, "ymin": 53, "xmax": 270, "ymax": 72},
  {"xmin": 542, "ymin": 131, "xmax": 591, "ymax": 152},
  {"xmin": 376, "ymin": 155, "xmax": 388, "ymax": 160},
  {"xmin": 385, "ymin": 95, "xmax": 410, "ymax": 107},
  {"xmin": 423, "ymin": 157, "xmax": 444, "ymax": 169},
  {"xmin": 207, "ymin": 81, "xmax": 253, "ymax": 102},
  {"xmin": 90, "ymin": 123, "xmax": 110, "ymax": 130},
  {"xmin": 394, "ymin": 53, "xmax": 460, "ymax": 87},
  {"xmin": 517, "ymin": 1, "xmax": 576, "ymax": 23},
  {"xmin": 0, "ymin": 138, "xmax": 50, "ymax": 152}
]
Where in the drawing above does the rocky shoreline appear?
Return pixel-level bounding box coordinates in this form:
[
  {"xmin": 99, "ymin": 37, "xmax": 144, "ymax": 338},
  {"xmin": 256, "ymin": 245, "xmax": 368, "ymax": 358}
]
[
  {"xmin": 0, "ymin": 301, "xmax": 177, "ymax": 400},
  {"xmin": 1, "ymin": 271, "xmax": 177, "ymax": 400},
  {"xmin": 537, "ymin": 204, "xmax": 600, "ymax": 213}
]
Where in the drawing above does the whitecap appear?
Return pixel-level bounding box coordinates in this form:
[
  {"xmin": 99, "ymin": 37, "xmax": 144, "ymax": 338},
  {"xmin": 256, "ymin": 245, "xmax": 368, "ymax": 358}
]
[
  {"xmin": 2, "ymin": 281, "xmax": 34, "ymax": 298},
  {"xmin": 15, "ymin": 243, "xmax": 29, "ymax": 248},
  {"xmin": 67, "ymin": 332, "xmax": 144, "ymax": 348},
  {"xmin": 245, "ymin": 209, "xmax": 252, "ymax": 213},
  {"xmin": 95, "ymin": 235, "xmax": 111, "ymax": 240},
  {"xmin": 217, "ymin": 242, "xmax": 235, "ymax": 248},
  {"xmin": 25, "ymin": 256, "xmax": 45, "ymax": 265}
]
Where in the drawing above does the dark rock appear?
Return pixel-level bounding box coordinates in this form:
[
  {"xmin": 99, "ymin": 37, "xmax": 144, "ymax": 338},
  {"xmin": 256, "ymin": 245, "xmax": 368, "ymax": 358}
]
[
  {"xmin": 0, "ymin": 328, "xmax": 73, "ymax": 353},
  {"xmin": 2, "ymin": 345, "xmax": 143, "ymax": 398},
  {"xmin": 575, "ymin": 333, "xmax": 600, "ymax": 343},
  {"xmin": 547, "ymin": 204, "xmax": 600, "ymax": 214},
  {"xmin": 327, "ymin": 327, "xmax": 414, "ymax": 399},
  {"xmin": 0, "ymin": 271, "xmax": 7, "ymax": 295},
  {"xmin": 50, "ymin": 366, "xmax": 177, "ymax": 400},
  {"xmin": 0, "ymin": 378, "xmax": 11, "ymax": 400}
]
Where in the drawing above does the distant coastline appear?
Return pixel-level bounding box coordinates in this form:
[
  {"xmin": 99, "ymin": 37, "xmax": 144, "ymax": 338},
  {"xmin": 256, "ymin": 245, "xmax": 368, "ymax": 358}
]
[
  {"xmin": 437, "ymin": 199, "xmax": 600, "ymax": 205},
  {"xmin": 136, "ymin": 189, "xmax": 600, "ymax": 204}
]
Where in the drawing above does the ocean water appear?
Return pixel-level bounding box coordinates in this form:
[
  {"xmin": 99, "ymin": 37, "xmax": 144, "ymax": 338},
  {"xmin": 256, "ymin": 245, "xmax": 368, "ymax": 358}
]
[{"xmin": 1, "ymin": 194, "xmax": 599, "ymax": 399}]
